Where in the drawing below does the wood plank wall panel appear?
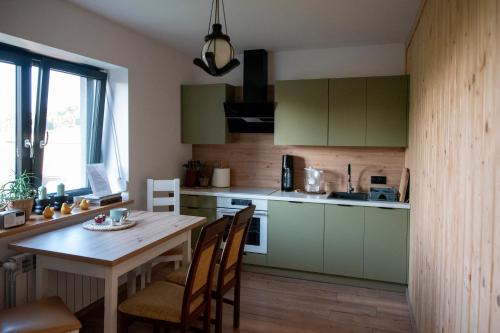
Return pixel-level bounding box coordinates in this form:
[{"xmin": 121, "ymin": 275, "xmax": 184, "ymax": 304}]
[
  {"xmin": 406, "ymin": 0, "xmax": 499, "ymax": 332},
  {"xmin": 193, "ymin": 134, "xmax": 405, "ymax": 192}
]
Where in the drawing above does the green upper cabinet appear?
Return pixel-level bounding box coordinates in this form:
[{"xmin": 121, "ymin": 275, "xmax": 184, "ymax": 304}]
[
  {"xmin": 181, "ymin": 84, "xmax": 234, "ymax": 144},
  {"xmin": 268, "ymin": 201, "xmax": 324, "ymax": 272},
  {"xmin": 328, "ymin": 78, "xmax": 367, "ymax": 146},
  {"xmin": 324, "ymin": 205, "xmax": 364, "ymax": 278},
  {"xmin": 364, "ymin": 207, "xmax": 409, "ymax": 284},
  {"xmin": 366, "ymin": 76, "xmax": 408, "ymax": 147},
  {"xmin": 274, "ymin": 79, "xmax": 329, "ymax": 146}
]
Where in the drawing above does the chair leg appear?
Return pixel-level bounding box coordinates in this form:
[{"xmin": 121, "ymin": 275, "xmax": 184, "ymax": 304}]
[
  {"xmin": 233, "ymin": 277, "xmax": 241, "ymax": 328},
  {"xmin": 174, "ymin": 260, "xmax": 180, "ymax": 271},
  {"xmin": 215, "ymin": 295, "xmax": 223, "ymax": 333},
  {"xmin": 146, "ymin": 262, "xmax": 153, "ymax": 284},
  {"xmin": 203, "ymin": 302, "xmax": 211, "ymax": 333}
]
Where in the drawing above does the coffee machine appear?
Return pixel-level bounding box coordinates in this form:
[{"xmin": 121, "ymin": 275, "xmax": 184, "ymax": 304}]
[{"xmin": 281, "ymin": 155, "xmax": 294, "ymax": 191}]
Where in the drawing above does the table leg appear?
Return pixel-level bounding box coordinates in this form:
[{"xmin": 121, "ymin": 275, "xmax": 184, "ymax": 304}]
[
  {"xmin": 104, "ymin": 269, "xmax": 119, "ymax": 333},
  {"xmin": 127, "ymin": 270, "xmax": 137, "ymax": 296},
  {"xmin": 182, "ymin": 231, "xmax": 192, "ymax": 266},
  {"xmin": 35, "ymin": 258, "xmax": 48, "ymax": 300}
]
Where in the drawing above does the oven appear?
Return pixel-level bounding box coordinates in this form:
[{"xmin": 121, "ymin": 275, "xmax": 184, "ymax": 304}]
[{"xmin": 216, "ymin": 197, "xmax": 268, "ymax": 254}]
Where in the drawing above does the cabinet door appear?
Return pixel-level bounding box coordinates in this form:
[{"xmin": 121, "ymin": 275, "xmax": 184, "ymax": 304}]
[
  {"xmin": 268, "ymin": 201, "xmax": 324, "ymax": 272},
  {"xmin": 328, "ymin": 78, "xmax": 366, "ymax": 146},
  {"xmin": 180, "ymin": 207, "xmax": 216, "ymax": 248},
  {"xmin": 366, "ymin": 76, "xmax": 408, "ymax": 147},
  {"xmin": 364, "ymin": 207, "xmax": 408, "ymax": 283},
  {"xmin": 274, "ymin": 80, "xmax": 328, "ymax": 146},
  {"xmin": 181, "ymin": 84, "xmax": 232, "ymax": 144},
  {"xmin": 242, "ymin": 253, "xmax": 267, "ymax": 266},
  {"xmin": 324, "ymin": 205, "xmax": 364, "ymax": 278}
]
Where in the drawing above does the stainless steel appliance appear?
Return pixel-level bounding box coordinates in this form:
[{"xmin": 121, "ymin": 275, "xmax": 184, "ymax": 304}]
[
  {"xmin": 216, "ymin": 196, "xmax": 268, "ymax": 254},
  {"xmin": 0, "ymin": 209, "xmax": 26, "ymax": 229}
]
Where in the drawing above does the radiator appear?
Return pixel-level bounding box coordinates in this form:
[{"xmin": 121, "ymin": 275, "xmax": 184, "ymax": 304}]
[{"xmin": 2, "ymin": 254, "xmax": 105, "ymax": 312}]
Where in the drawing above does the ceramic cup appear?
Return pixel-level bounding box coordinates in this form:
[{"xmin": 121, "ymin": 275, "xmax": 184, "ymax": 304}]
[{"xmin": 110, "ymin": 208, "xmax": 129, "ymax": 224}]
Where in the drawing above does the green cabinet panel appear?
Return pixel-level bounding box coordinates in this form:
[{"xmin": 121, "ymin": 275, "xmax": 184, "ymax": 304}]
[
  {"xmin": 366, "ymin": 76, "xmax": 408, "ymax": 147},
  {"xmin": 364, "ymin": 207, "xmax": 408, "ymax": 284},
  {"xmin": 242, "ymin": 253, "xmax": 267, "ymax": 266},
  {"xmin": 274, "ymin": 79, "xmax": 329, "ymax": 146},
  {"xmin": 328, "ymin": 78, "xmax": 367, "ymax": 146},
  {"xmin": 324, "ymin": 205, "xmax": 364, "ymax": 278},
  {"xmin": 268, "ymin": 201, "xmax": 324, "ymax": 272},
  {"xmin": 180, "ymin": 194, "xmax": 217, "ymax": 209},
  {"xmin": 180, "ymin": 207, "xmax": 216, "ymax": 248},
  {"xmin": 181, "ymin": 84, "xmax": 233, "ymax": 144}
]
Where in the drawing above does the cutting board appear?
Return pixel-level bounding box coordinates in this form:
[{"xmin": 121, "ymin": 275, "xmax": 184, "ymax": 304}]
[{"xmin": 399, "ymin": 167, "xmax": 410, "ymax": 202}]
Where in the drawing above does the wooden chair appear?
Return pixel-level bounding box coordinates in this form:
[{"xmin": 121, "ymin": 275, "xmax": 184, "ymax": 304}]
[
  {"xmin": 118, "ymin": 216, "xmax": 229, "ymax": 333},
  {"xmin": 165, "ymin": 205, "xmax": 256, "ymax": 333},
  {"xmin": 144, "ymin": 178, "xmax": 182, "ymax": 285},
  {"xmin": 0, "ymin": 296, "xmax": 81, "ymax": 333}
]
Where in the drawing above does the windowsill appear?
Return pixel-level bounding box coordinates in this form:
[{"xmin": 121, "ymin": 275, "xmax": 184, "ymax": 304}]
[{"xmin": 0, "ymin": 200, "xmax": 134, "ymax": 239}]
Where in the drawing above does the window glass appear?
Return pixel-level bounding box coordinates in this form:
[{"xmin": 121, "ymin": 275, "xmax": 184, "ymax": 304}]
[
  {"xmin": 42, "ymin": 69, "xmax": 88, "ymax": 192},
  {"xmin": 0, "ymin": 61, "xmax": 16, "ymax": 185},
  {"xmin": 31, "ymin": 65, "xmax": 39, "ymax": 143}
]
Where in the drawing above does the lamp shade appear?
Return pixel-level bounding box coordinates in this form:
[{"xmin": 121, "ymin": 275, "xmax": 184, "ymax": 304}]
[{"xmin": 202, "ymin": 38, "xmax": 233, "ymax": 69}]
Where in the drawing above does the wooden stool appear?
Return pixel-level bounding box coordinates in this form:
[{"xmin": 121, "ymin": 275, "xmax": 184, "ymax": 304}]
[{"xmin": 0, "ymin": 296, "xmax": 81, "ymax": 333}]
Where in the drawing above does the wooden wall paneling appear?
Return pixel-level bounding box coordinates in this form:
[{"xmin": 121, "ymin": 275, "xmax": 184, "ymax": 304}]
[
  {"xmin": 193, "ymin": 134, "xmax": 405, "ymax": 192},
  {"xmin": 406, "ymin": 0, "xmax": 499, "ymax": 332}
]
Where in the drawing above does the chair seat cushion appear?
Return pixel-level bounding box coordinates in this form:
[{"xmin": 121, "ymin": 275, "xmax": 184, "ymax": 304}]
[
  {"xmin": 0, "ymin": 296, "xmax": 81, "ymax": 333},
  {"xmin": 166, "ymin": 264, "xmax": 235, "ymax": 291},
  {"xmin": 119, "ymin": 281, "xmax": 186, "ymax": 323}
]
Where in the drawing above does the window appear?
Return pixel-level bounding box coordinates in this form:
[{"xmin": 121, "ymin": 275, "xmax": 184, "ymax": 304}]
[{"xmin": 0, "ymin": 44, "xmax": 107, "ymax": 193}]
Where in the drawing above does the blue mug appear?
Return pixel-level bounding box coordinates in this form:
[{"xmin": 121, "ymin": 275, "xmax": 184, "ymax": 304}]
[{"xmin": 110, "ymin": 208, "xmax": 129, "ymax": 223}]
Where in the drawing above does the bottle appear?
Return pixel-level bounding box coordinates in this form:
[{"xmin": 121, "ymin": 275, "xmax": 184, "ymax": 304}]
[{"xmin": 281, "ymin": 155, "xmax": 294, "ymax": 192}]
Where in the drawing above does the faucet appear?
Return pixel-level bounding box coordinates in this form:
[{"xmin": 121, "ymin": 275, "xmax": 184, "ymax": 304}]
[{"xmin": 347, "ymin": 164, "xmax": 354, "ymax": 194}]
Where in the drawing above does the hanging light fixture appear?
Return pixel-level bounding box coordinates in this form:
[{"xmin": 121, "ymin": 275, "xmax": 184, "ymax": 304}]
[{"xmin": 193, "ymin": 0, "xmax": 240, "ymax": 76}]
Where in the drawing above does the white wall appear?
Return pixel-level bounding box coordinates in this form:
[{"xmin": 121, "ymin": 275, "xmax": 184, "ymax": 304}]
[
  {"xmin": 191, "ymin": 43, "xmax": 406, "ymax": 85},
  {"xmin": 0, "ymin": 0, "xmax": 193, "ymax": 209}
]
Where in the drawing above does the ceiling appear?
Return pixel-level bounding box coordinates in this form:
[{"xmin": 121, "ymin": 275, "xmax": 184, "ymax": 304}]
[{"xmin": 68, "ymin": 0, "xmax": 420, "ymax": 56}]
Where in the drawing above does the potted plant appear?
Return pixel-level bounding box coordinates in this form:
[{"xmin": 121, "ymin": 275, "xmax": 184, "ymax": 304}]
[{"xmin": 0, "ymin": 171, "xmax": 37, "ymax": 219}]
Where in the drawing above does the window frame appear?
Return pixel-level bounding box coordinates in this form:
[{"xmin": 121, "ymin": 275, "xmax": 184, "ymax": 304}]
[{"xmin": 0, "ymin": 42, "xmax": 108, "ymax": 193}]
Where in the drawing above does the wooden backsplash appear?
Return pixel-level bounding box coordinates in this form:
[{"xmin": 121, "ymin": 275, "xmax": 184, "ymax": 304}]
[{"xmin": 193, "ymin": 134, "xmax": 405, "ymax": 192}]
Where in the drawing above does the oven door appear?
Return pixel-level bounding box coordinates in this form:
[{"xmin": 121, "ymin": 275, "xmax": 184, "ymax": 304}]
[{"xmin": 216, "ymin": 208, "xmax": 268, "ymax": 254}]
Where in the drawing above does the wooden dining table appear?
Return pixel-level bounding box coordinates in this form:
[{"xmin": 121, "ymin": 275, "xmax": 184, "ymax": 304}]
[{"xmin": 8, "ymin": 210, "xmax": 206, "ymax": 333}]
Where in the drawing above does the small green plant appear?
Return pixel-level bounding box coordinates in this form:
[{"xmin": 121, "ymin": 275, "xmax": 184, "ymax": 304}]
[{"xmin": 0, "ymin": 171, "xmax": 37, "ymax": 206}]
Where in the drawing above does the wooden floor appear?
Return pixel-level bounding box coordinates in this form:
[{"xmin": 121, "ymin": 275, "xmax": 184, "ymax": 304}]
[{"xmin": 78, "ymin": 264, "xmax": 412, "ymax": 333}]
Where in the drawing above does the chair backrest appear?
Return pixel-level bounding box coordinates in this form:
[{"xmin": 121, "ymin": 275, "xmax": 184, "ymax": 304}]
[
  {"xmin": 181, "ymin": 216, "xmax": 228, "ymax": 321},
  {"xmin": 218, "ymin": 205, "xmax": 256, "ymax": 290},
  {"xmin": 146, "ymin": 178, "xmax": 180, "ymax": 214}
]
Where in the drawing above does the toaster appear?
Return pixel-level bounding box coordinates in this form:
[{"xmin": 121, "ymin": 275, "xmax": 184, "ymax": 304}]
[{"xmin": 0, "ymin": 209, "xmax": 26, "ymax": 229}]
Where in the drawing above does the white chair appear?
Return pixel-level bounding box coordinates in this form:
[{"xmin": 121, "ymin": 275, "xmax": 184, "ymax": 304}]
[{"xmin": 143, "ymin": 178, "xmax": 183, "ymax": 285}]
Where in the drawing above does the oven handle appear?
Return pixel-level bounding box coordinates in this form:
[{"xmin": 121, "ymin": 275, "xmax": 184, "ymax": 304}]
[{"xmin": 216, "ymin": 209, "xmax": 268, "ymax": 217}]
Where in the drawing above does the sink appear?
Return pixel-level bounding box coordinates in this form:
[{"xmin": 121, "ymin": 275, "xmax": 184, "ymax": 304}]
[{"xmin": 327, "ymin": 192, "xmax": 368, "ymax": 201}]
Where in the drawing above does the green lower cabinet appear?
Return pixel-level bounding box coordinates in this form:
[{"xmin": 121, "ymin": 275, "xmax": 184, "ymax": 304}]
[
  {"xmin": 324, "ymin": 205, "xmax": 364, "ymax": 278},
  {"xmin": 180, "ymin": 207, "xmax": 216, "ymax": 248},
  {"xmin": 242, "ymin": 253, "xmax": 267, "ymax": 266},
  {"xmin": 268, "ymin": 201, "xmax": 324, "ymax": 273},
  {"xmin": 363, "ymin": 207, "xmax": 408, "ymax": 284}
]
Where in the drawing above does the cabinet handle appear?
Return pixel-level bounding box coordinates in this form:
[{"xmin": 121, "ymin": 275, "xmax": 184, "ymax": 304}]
[
  {"xmin": 288, "ymin": 201, "xmax": 303, "ymax": 204},
  {"xmin": 378, "ymin": 207, "xmax": 395, "ymax": 210},
  {"xmin": 337, "ymin": 204, "xmax": 353, "ymax": 207}
]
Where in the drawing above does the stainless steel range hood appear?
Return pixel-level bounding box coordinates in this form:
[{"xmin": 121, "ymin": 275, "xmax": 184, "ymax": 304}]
[{"xmin": 224, "ymin": 49, "xmax": 275, "ymax": 133}]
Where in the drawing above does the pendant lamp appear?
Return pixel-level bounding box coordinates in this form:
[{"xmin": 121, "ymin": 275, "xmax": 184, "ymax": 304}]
[{"xmin": 193, "ymin": 0, "xmax": 240, "ymax": 76}]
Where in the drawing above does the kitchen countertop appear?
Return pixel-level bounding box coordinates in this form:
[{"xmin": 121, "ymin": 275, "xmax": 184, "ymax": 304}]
[{"xmin": 181, "ymin": 187, "xmax": 410, "ymax": 210}]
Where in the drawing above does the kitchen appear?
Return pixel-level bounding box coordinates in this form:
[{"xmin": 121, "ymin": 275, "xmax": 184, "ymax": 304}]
[{"xmin": 0, "ymin": 1, "xmax": 498, "ymax": 333}]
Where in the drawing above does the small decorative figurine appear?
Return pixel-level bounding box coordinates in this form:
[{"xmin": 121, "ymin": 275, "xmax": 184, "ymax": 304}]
[
  {"xmin": 60, "ymin": 202, "xmax": 74, "ymax": 215},
  {"xmin": 42, "ymin": 206, "xmax": 55, "ymax": 218},
  {"xmin": 79, "ymin": 199, "xmax": 90, "ymax": 210}
]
